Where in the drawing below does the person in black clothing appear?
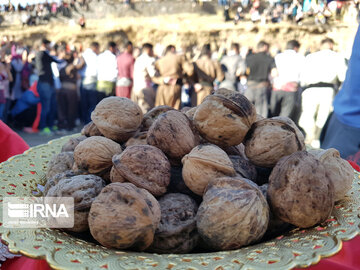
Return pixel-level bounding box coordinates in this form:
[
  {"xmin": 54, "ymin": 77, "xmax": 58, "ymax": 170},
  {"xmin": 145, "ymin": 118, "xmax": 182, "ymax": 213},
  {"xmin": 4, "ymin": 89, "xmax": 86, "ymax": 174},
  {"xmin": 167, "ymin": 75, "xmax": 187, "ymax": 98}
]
[
  {"xmin": 35, "ymin": 38, "xmax": 63, "ymax": 134},
  {"xmin": 245, "ymin": 41, "xmax": 277, "ymax": 117}
]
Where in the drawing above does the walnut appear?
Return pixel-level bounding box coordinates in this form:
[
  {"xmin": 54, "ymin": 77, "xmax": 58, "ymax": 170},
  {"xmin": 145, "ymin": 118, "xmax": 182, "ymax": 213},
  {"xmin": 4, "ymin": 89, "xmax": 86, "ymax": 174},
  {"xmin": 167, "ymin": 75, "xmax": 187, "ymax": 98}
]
[
  {"xmin": 309, "ymin": 148, "xmax": 354, "ymax": 201},
  {"xmin": 147, "ymin": 110, "xmax": 199, "ymax": 165},
  {"xmin": 88, "ymin": 182, "xmax": 158, "ymax": 250},
  {"xmin": 111, "ymin": 145, "xmax": 171, "ymax": 196},
  {"xmin": 73, "ymin": 136, "xmax": 122, "ymax": 176},
  {"xmin": 268, "ymin": 151, "xmax": 334, "ymax": 228},
  {"xmin": 47, "ymin": 174, "xmax": 106, "ymax": 232},
  {"xmin": 148, "ymin": 193, "xmax": 199, "ymax": 254},
  {"xmin": 46, "ymin": 152, "xmax": 74, "ymax": 179},
  {"xmin": 184, "ymin": 106, "xmax": 197, "ymax": 121},
  {"xmin": 196, "ymin": 177, "xmax": 269, "ymax": 250},
  {"xmin": 124, "ymin": 131, "xmax": 147, "ymax": 148},
  {"xmin": 182, "ymin": 144, "xmax": 236, "ymax": 196},
  {"xmin": 244, "ymin": 116, "xmax": 305, "ymax": 167},
  {"xmin": 141, "ymin": 105, "xmax": 174, "ymax": 132},
  {"xmin": 91, "ymin": 97, "xmax": 143, "ymax": 143},
  {"xmin": 193, "ymin": 88, "xmax": 257, "ymax": 147},
  {"xmin": 44, "ymin": 170, "xmax": 76, "ymax": 195},
  {"xmin": 229, "ymin": 155, "xmax": 257, "ymax": 182},
  {"xmin": 81, "ymin": 121, "xmax": 103, "ymax": 137},
  {"xmin": 61, "ymin": 136, "xmax": 87, "ymax": 152}
]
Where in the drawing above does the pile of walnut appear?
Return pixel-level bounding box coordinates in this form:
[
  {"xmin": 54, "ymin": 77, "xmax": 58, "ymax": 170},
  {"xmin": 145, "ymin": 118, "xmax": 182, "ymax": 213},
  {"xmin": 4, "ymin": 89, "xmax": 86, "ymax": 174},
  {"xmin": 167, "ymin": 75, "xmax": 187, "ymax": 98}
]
[{"xmin": 45, "ymin": 90, "xmax": 354, "ymax": 253}]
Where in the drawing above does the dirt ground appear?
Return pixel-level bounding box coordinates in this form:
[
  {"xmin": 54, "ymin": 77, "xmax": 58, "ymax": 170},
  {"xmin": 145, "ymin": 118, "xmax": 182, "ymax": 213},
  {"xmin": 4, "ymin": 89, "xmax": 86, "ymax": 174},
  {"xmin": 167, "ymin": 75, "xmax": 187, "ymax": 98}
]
[{"xmin": 1, "ymin": 13, "xmax": 358, "ymax": 56}]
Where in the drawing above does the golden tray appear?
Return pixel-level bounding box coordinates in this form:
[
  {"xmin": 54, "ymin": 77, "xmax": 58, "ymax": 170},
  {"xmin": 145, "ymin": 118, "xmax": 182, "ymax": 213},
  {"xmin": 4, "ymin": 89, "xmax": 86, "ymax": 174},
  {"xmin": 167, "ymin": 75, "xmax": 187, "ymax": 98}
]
[{"xmin": 0, "ymin": 135, "xmax": 359, "ymax": 270}]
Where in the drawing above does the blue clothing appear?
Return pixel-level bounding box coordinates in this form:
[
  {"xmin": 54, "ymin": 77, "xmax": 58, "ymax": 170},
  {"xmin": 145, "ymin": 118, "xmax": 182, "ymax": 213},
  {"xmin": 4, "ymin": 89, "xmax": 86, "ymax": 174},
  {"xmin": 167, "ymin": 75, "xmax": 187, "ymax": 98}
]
[
  {"xmin": 37, "ymin": 81, "xmax": 56, "ymax": 129},
  {"xmin": 333, "ymin": 25, "xmax": 360, "ymax": 128},
  {"xmin": 11, "ymin": 90, "xmax": 40, "ymax": 117}
]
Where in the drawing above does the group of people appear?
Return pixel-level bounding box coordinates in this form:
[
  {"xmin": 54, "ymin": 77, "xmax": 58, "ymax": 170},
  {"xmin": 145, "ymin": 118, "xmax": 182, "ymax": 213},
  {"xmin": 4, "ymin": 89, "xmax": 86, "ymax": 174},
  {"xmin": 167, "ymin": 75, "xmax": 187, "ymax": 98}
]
[{"xmin": 0, "ymin": 35, "xmax": 356, "ymax": 158}]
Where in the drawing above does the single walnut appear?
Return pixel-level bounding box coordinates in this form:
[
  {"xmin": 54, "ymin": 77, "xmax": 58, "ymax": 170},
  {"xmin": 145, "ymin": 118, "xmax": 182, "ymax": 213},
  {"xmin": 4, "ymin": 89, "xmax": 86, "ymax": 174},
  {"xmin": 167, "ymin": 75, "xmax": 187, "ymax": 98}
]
[
  {"xmin": 268, "ymin": 151, "xmax": 334, "ymax": 228},
  {"xmin": 111, "ymin": 145, "xmax": 171, "ymax": 196},
  {"xmin": 148, "ymin": 193, "xmax": 199, "ymax": 254},
  {"xmin": 46, "ymin": 152, "xmax": 74, "ymax": 179},
  {"xmin": 244, "ymin": 116, "xmax": 305, "ymax": 167},
  {"xmin": 91, "ymin": 97, "xmax": 143, "ymax": 143},
  {"xmin": 193, "ymin": 89, "xmax": 257, "ymax": 147},
  {"xmin": 147, "ymin": 110, "xmax": 199, "ymax": 165},
  {"xmin": 141, "ymin": 105, "xmax": 174, "ymax": 132},
  {"xmin": 196, "ymin": 177, "xmax": 269, "ymax": 251},
  {"xmin": 44, "ymin": 170, "xmax": 76, "ymax": 195},
  {"xmin": 125, "ymin": 131, "xmax": 147, "ymax": 148},
  {"xmin": 229, "ymin": 155, "xmax": 257, "ymax": 182},
  {"xmin": 182, "ymin": 144, "xmax": 236, "ymax": 196},
  {"xmin": 309, "ymin": 148, "xmax": 353, "ymax": 201},
  {"xmin": 47, "ymin": 174, "xmax": 106, "ymax": 232},
  {"xmin": 88, "ymin": 182, "xmax": 157, "ymax": 250},
  {"xmin": 61, "ymin": 136, "xmax": 87, "ymax": 152},
  {"xmin": 81, "ymin": 121, "xmax": 103, "ymax": 137},
  {"xmin": 73, "ymin": 136, "xmax": 122, "ymax": 175}
]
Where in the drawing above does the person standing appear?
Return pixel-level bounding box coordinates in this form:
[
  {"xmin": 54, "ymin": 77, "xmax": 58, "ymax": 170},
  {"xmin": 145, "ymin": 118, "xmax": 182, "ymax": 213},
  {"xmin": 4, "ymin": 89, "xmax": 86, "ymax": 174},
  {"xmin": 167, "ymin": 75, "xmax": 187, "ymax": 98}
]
[
  {"xmin": 299, "ymin": 38, "xmax": 347, "ymax": 148},
  {"xmin": 0, "ymin": 59, "xmax": 13, "ymax": 121},
  {"xmin": 270, "ymin": 40, "xmax": 305, "ymax": 123},
  {"xmin": 321, "ymin": 25, "xmax": 360, "ymax": 166},
  {"xmin": 79, "ymin": 41, "xmax": 99, "ymax": 124},
  {"xmin": 245, "ymin": 41, "xmax": 277, "ymax": 118},
  {"xmin": 96, "ymin": 41, "xmax": 118, "ymax": 100},
  {"xmin": 154, "ymin": 45, "xmax": 193, "ymax": 109},
  {"xmin": 219, "ymin": 43, "xmax": 246, "ymax": 92},
  {"xmin": 132, "ymin": 43, "xmax": 157, "ymax": 113},
  {"xmin": 116, "ymin": 41, "xmax": 134, "ymax": 98},
  {"xmin": 193, "ymin": 44, "xmax": 224, "ymax": 106},
  {"xmin": 35, "ymin": 38, "xmax": 63, "ymax": 135},
  {"xmin": 57, "ymin": 52, "xmax": 79, "ymax": 132}
]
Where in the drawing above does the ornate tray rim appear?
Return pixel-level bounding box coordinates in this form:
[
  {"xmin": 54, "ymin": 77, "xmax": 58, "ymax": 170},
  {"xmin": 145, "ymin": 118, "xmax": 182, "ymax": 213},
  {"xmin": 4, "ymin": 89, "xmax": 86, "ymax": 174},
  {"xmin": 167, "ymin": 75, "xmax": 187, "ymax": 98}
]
[{"xmin": 0, "ymin": 135, "xmax": 359, "ymax": 270}]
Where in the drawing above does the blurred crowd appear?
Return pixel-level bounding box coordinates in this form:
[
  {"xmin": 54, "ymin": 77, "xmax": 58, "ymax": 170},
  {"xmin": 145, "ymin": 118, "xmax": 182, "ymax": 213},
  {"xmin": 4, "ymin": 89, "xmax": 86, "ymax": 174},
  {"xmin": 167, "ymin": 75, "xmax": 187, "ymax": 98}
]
[
  {"xmin": 221, "ymin": 0, "xmax": 360, "ymax": 24},
  {"xmin": 0, "ymin": 35, "xmax": 349, "ymax": 151}
]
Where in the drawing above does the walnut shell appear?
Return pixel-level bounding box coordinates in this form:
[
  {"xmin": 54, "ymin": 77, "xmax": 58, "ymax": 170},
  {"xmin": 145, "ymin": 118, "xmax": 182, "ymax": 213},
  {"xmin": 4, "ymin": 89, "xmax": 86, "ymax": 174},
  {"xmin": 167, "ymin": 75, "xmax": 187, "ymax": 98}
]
[
  {"xmin": 309, "ymin": 148, "xmax": 353, "ymax": 201},
  {"xmin": 268, "ymin": 151, "xmax": 334, "ymax": 228},
  {"xmin": 46, "ymin": 152, "xmax": 74, "ymax": 179},
  {"xmin": 44, "ymin": 170, "xmax": 76, "ymax": 195},
  {"xmin": 229, "ymin": 155, "xmax": 257, "ymax": 182},
  {"xmin": 125, "ymin": 131, "xmax": 148, "ymax": 148},
  {"xmin": 81, "ymin": 121, "xmax": 103, "ymax": 137},
  {"xmin": 148, "ymin": 193, "xmax": 199, "ymax": 254},
  {"xmin": 258, "ymin": 184, "xmax": 291, "ymax": 239},
  {"xmin": 91, "ymin": 97, "xmax": 143, "ymax": 143},
  {"xmin": 182, "ymin": 144, "xmax": 236, "ymax": 196},
  {"xmin": 111, "ymin": 145, "xmax": 171, "ymax": 196},
  {"xmin": 141, "ymin": 105, "xmax": 174, "ymax": 132},
  {"xmin": 244, "ymin": 116, "xmax": 305, "ymax": 167},
  {"xmin": 61, "ymin": 136, "xmax": 87, "ymax": 152},
  {"xmin": 196, "ymin": 177, "xmax": 269, "ymax": 250},
  {"xmin": 88, "ymin": 182, "xmax": 157, "ymax": 250},
  {"xmin": 47, "ymin": 174, "xmax": 106, "ymax": 232},
  {"xmin": 193, "ymin": 89, "xmax": 257, "ymax": 147},
  {"xmin": 147, "ymin": 110, "xmax": 199, "ymax": 165},
  {"xmin": 73, "ymin": 136, "xmax": 122, "ymax": 175},
  {"xmin": 184, "ymin": 106, "xmax": 197, "ymax": 121}
]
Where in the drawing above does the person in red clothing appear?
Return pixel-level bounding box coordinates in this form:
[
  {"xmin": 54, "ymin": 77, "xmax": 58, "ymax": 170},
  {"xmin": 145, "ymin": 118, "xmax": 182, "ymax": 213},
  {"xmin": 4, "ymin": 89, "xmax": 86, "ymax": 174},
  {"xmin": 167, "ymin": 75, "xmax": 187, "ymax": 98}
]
[{"xmin": 116, "ymin": 41, "xmax": 134, "ymax": 98}]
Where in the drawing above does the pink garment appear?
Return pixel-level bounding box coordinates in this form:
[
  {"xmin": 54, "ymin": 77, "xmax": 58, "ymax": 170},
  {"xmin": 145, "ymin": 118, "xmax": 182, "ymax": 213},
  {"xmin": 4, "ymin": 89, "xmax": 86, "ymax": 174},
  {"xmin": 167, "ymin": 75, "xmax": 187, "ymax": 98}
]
[{"xmin": 116, "ymin": 52, "xmax": 135, "ymax": 98}]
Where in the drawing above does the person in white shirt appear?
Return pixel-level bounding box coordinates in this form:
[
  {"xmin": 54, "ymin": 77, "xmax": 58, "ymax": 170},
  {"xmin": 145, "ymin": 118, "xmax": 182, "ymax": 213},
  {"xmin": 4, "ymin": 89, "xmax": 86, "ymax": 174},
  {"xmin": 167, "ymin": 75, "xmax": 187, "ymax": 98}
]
[
  {"xmin": 299, "ymin": 38, "xmax": 347, "ymax": 148},
  {"xmin": 270, "ymin": 40, "xmax": 305, "ymax": 124},
  {"xmin": 132, "ymin": 43, "xmax": 157, "ymax": 113},
  {"xmin": 79, "ymin": 41, "xmax": 99, "ymax": 124},
  {"xmin": 96, "ymin": 41, "xmax": 118, "ymax": 99}
]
